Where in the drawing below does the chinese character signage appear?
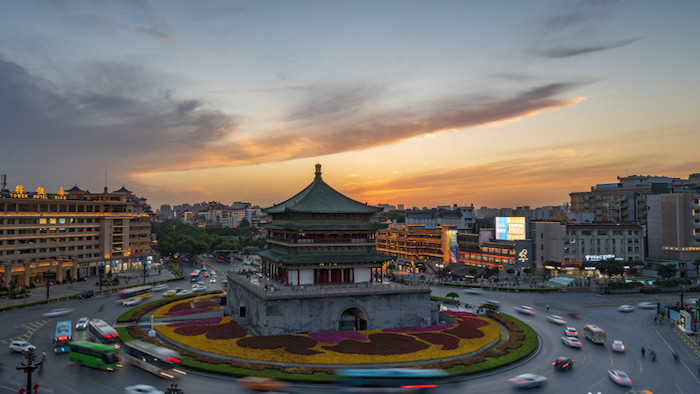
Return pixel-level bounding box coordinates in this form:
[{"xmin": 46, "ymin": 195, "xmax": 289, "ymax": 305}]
[{"xmin": 495, "ymin": 217, "xmax": 526, "ymax": 240}]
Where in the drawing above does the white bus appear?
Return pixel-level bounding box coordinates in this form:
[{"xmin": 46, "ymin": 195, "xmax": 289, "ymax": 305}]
[
  {"xmin": 88, "ymin": 319, "xmax": 119, "ymax": 344},
  {"xmin": 583, "ymin": 324, "xmax": 606, "ymax": 344},
  {"xmin": 120, "ymin": 341, "xmax": 186, "ymax": 379}
]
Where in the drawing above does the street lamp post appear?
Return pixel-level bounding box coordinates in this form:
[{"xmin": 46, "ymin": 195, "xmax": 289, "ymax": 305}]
[
  {"xmin": 16, "ymin": 348, "xmax": 45, "ymax": 394},
  {"xmin": 143, "ymin": 260, "xmax": 147, "ymax": 285},
  {"xmin": 98, "ymin": 264, "xmax": 104, "ymax": 292}
]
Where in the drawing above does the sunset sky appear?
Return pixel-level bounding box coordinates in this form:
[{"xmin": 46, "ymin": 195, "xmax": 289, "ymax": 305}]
[{"xmin": 2, "ymin": 1, "xmax": 699, "ymax": 210}]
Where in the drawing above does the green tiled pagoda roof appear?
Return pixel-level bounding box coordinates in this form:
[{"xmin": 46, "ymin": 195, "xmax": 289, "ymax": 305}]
[
  {"xmin": 263, "ymin": 222, "xmax": 385, "ymax": 231},
  {"xmin": 263, "ymin": 164, "xmax": 381, "ymax": 214},
  {"xmin": 257, "ymin": 248, "xmax": 393, "ymax": 265}
]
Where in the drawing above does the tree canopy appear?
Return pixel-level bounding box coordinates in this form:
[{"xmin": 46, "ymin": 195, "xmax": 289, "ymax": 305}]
[
  {"xmin": 656, "ymin": 263, "xmax": 678, "ymax": 280},
  {"xmin": 596, "ymin": 258, "xmax": 625, "ymax": 278},
  {"xmin": 153, "ymin": 219, "xmax": 264, "ymax": 256}
]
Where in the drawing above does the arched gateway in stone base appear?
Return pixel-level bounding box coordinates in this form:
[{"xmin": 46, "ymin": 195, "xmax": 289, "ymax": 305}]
[{"xmin": 225, "ymin": 164, "xmax": 434, "ymax": 336}]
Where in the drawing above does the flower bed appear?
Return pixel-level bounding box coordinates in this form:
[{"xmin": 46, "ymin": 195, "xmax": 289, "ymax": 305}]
[
  {"xmin": 155, "ymin": 311, "xmax": 499, "ymax": 365},
  {"xmin": 152, "ymin": 294, "xmax": 222, "ymax": 318}
]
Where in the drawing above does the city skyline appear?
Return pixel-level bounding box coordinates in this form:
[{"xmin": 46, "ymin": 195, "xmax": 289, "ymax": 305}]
[{"xmin": 2, "ymin": 1, "xmax": 699, "ymax": 209}]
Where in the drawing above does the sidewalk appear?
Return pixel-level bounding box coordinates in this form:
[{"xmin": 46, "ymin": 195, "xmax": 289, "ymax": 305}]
[{"xmin": 2, "ymin": 266, "xmax": 178, "ymax": 308}]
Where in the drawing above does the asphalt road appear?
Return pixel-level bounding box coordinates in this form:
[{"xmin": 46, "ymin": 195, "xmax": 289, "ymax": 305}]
[{"xmin": 2, "ymin": 262, "xmax": 698, "ymax": 394}]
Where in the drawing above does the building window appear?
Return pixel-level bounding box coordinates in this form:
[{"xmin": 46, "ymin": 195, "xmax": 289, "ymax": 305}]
[{"xmin": 582, "ymin": 230, "xmax": 592, "ymax": 235}]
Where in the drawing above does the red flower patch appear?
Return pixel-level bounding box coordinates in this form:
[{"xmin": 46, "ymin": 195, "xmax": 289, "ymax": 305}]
[
  {"xmin": 174, "ymin": 320, "xmax": 247, "ymax": 340},
  {"xmin": 411, "ymin": 332, "xmax": 460, "ymax": 350},
  {"xmin": 322, "ymin": 333, "xmax": 429, "ymax": 355},
  {"xmin": 444, "ymin": 317, "xmax": 489, "ymax": 339},
  {"xmin": 237, "ymin": 335, "xmax": 321, "ymax": 355}
]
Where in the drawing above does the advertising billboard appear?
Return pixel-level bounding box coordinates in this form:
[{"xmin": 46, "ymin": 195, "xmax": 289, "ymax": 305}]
[
  {"xmin": 447, "ymin": 229, "xmax": 458, "ymax": 264},
  {"xmin": 495, "ymin": 217, "xmax": 526, "ymax": 240}
]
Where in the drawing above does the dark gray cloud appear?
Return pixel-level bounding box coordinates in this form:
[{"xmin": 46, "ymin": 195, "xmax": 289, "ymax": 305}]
[
  {"xmin": 286, "ymin": 83, "xmax": 385, "ymax": 122},
  {"xmin": 544, "ymin": 0, "xmax": 623, "ymax": 32},
  {"xmin": 0, "ymin": 55, "xmax": 233, "ymax": 186},
  {"xmin": 541, "ymin": 38, "xmax": 641, "ymax": 58}
]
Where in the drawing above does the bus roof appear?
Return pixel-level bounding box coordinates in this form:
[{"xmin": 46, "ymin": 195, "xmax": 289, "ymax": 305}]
[
  {"xmin": 336, "ymin": 368, "xmax": 448, "ymax": 378},
  {"xmin": 122, "ymin": 340, "xmax": 180, "ymax": 359},
  {"xmin": 70, "ymin": 340, "xmax": 117, "ymax": 351},
  {"xmin": 117, "ymin": 285, "xmax": 153, "ymax": 296}
]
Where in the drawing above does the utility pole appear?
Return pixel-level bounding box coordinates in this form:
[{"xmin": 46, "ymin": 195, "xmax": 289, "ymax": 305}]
[
  {"xmin": 42, "ymin": 270, "xmax": 54, "ymax": 299},
  {"xmin": 16, "ymin": 348, "xmax": 45, "ymax": 394},
  {"xmin": 143, "ymin": 260, "xmax": 147, "ymax": 285}
]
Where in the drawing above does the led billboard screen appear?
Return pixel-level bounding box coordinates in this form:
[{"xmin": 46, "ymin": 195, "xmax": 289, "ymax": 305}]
[{"xmin": 495, "ymin": 217, "xmax": 526, "ymax": 240}]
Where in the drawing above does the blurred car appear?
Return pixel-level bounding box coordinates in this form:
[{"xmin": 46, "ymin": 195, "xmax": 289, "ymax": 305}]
[
  {"xmin": 123, "ymin": 297, "xmax": 142, "ymax": 306},
  {"xmin": 237, "ymin": 376, "xmax": 289, "ymax": 392},
  {"xmin": 552, "ymin": 356, "xmax": 573, "ymax": 371},
  {"xmin": 546, "ymin": 314, "xmax": 567, "ymax": 325},
  {"xmin": 611, "ymin": 340, "xmax": 625, "ymax": 353},
  {"xmin": 507, "ymin": 374, "xmax": 548, "ymax": 389},
  {"xmin": 608, "ymin": 370, "xmax": 633, "ymax": 387},
  {"xmin": 561, "ymin": 336, "xmax": 582, "ymax": 348},
  {"xmin": 618, "ymin": 305, "xmax": 635, "ymax": 312},
  {"xmin": 9, "ymin": 340, "xmax": 36, "ymax": 353},
  {"xmin": 77, "ymin": 289, "xmax": 94, "ymax": 299},
  {"xmin": 151, "ymin": 284, "xmax": 168, "ymax": 292},
  {"xmin": 564, "ymin": 327, "xmax": 578, "ymax": 337},
  {"xmin": 43, "ymin": 308, "xmax": 74, "ymax": 318},
  {"xmin": 76, "ymin": 317, "xmax": 89, "ymax": 330},
  {"xmin": 625, "ymin": 390, "xmax": 654, "ymax": 394},
  {"xmin": 192, "ymin": 285, "xmax": 207, "ymax": 292},
  {"xmin": 175, "ymin": 289, "xmax": 193, "ymax": 296},
  {"xmin": 483, "ymin": 300, "xmax": 501, "ymax": 310},
  {"xmin": 162, "ymin": 290, "xmax": 176, "ymax": 297},
  {"xmin": 124, "ymin": 385, "xmax": 164, "ymax": 394},
  {"xmin": 515, "ymin": 306, "xmax": 536, "ymax": 315},
  {"xmin": 637, "ymin": 302, "xmax": 656, "ymax": 309},
  {"xmin": 463, "ymin": 288, "xmax": 484, "ymax": 295},
  {"xmin": 209, "ymin": 277, "xmax": 217, "ymax": 284}
]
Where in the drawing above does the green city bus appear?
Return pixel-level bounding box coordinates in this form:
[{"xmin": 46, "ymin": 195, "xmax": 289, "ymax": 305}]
[{"xmin": 68, "ymin": 340, "xmax": 121, "ymax": 371}]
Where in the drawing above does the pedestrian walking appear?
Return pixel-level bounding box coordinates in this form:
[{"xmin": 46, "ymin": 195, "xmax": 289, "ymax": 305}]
[
  {"xmin": 641, "ymin": 347, "xmax": 645, "ymax": 356},
  {"xmin": 546, "ymin": 305, "xmax": 550, "ymax": 311}
]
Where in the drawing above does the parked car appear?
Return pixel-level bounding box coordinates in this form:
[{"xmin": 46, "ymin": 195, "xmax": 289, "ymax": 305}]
[
  {"xmin": 564, "ymin": 327, "xmax": 578, "ymax": 337},
  {"xmin": 608, "ymin": 370, "xmax": 633, "ymax": 387},
  {"xmin": 76, "ymin": 317, "xmax": 89, "ymax": 330},
  {"xmin": 515, "ymin": 306, "xmax": 536, "ymax": 315},
  {"xmin": 151, "ymin": 284, "xmax": 168, "ymax": 292},
  {"xmin": 9, "ymin": 340, "xmax": 36, "ymax": 353},
  {"xmin": 561, "ymin": 336, "xmax": 583, "ymax": 348},
  {"xmin": 611, "ymin": 340, "xmax": 625, "ymax": 353},
  {"xmin": 124, "ymin": 385, "xmax": 164, "ymax": 394},
  {"xmin": 77, "ymin": 289, "xmax": 94, "ymax": 299},
  {"xmin": 552, "ymin": 356, "xmax": 573, "ymax": 371},
  {"xmin": 546, "ymin": 314, "xmax": 567, "ymax": 325},
  {"xmin": 507, "ymin": 374, "xmax": 548, "ymax": 389},
  {"xmin": 43, "ymin": 308, "xmax": 74, "ymax": 318},
  {"xmin": 618, "ymin": 305, "xmax": 635, "ymax": 313}
]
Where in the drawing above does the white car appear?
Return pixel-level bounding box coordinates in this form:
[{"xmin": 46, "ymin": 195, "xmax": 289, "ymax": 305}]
[
  {"xmin": 123, "ymin": 297, "xmax": 142, "ymax": 306},
  {"xmin": 192, "ymin": 285, "xmax": 207, "ymax": 292},
  {"xmin": 546, "ymin": 314, "xmax": 567, "ymax": 325},
  {"xmin": 463, "ymin": 288, "xmax": 484, "ymax": 295},
  {"xmin": 124, "ymin": 385, "xmax": 164, "ymax": 394},
  {"xmin": 151, "ymin": 284, "xmax": 168, "ymax": 292},
  {"xmin": 209, "ymin": 277, "xmax": 217, "ymax": 284},
  {"xmin": 515, "ymin": 306, "xmax": 536, "ymax": 315},
  {"xmin": 611, "ymin": 340, "xmax": 625, "ymax": 352},
  {"xmin": 507, "ymin": 373, "xmax": 548, "ymax": 389},
  {"xmin": 608, "ymin": 370, "xmax": 633, "ymax": 387},
  {"xmin": 43, "ymin": 308, "xmax": 74, "ymax": 318},
  {"xmin": 175, "ymin": 289, "xmax": 193, "ymax": 296},
  {"xmin": 76, "ymin": 317, "xmax": 89, "ymax": 330},
  {"xmin": 637, "ymin": 302, "xmax": 655, "ymax": 309},
  {"xmin": 9, "ymin": 340, "xmax": 36, "ymax": 353},
  {"xmin": 564, "ymin": 327, "xmax": 578, "ymax": 337},
  {"xmin": 618, "ymin": 304, "xmax": 635, "ymax": 312},
  {"xmin": 561, "ymin": 336, "xmax": 583, "ymax": 348}
]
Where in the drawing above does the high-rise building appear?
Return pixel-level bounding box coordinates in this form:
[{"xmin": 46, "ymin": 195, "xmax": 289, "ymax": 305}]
[{"xmin": 647, "ymin": 193, "xmax": 700, "ymax": 262}]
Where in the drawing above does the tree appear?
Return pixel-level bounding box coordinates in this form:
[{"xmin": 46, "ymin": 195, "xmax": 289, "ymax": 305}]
[
  {"xmin": 387, "ymin": 263, "xmax": 397, "ymax": 271},
  {"xmin": 446, "ymin": 292, "xmax": 459, "ymax": 301},
  {"xmin": 387, "ymin": 211, "xmax": 405, "ymax": 223},
  {"xmin": 596, "ymin": 258, "xmax": 625, "ymax": 279},
  {"xmin": 656, "ymin": 263, "xmax": 678, "ymax": 280},
  {"xmin": 506, "ymin": 268, "xmax": 515, "ymax": 275}
]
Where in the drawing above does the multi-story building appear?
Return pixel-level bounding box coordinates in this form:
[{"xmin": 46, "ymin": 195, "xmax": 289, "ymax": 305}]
[
  {"xmin": 0, "ymin": 184, "xmax": 153, "ymax": 288},
  {"xmin": 569, "ymin": 174, "xmax": 700, "ymax": 224},
  {"xmin": 647, "ymin": 192, "xmax": 700, "ymax": 261},
  {"xmin": 376, "ymin": 224, "xmax": 458, "ymax": 267},
  {"xmin": 405, "ymin": 204, "xmax": 475, "ymax": 229},
  {"xmin": 532, "ymin": 221, "xmax": 645, "ymax": 276}
]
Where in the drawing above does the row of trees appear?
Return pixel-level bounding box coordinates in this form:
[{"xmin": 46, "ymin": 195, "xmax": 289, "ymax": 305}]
[{"xmin": 153, "ymin": 219, "xmax": 266, "ymax": 257}]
